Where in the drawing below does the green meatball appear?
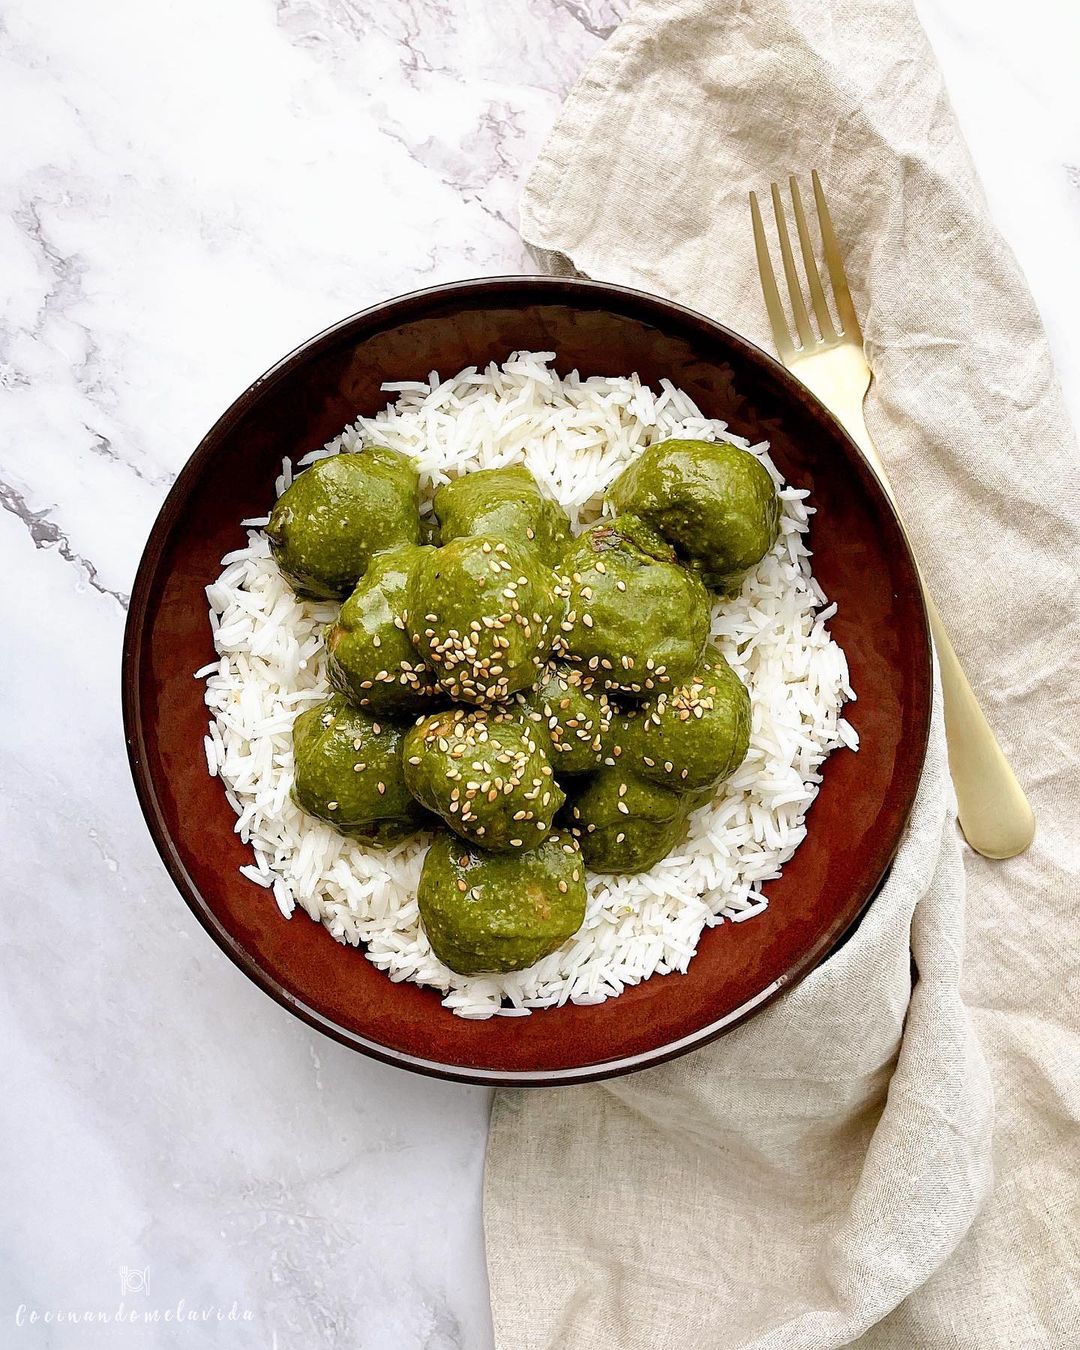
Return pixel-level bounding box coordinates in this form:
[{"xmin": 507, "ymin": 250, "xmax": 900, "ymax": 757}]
[
  {"xmin": 617, "ymin": 646, "xmax": 751, "ymax": 791},
  {"xmin": 403, "ymin": 708, "xmax": 564, "ymax": 852},
  {"xmin": 523, "ymin": 664, "xmax": 613, "ymax": 775},
  {"xmin": 564, "ymin": 769, "xmax": 688, "ymax": 873},
  {"xmin": 418, "ymin": 830, "xmax": 587, "ymax": 975},
  {"xmin": 326, "ymin": 544, "xmax": 439, "ymax": 715},
  {"xmin": 608, "ymin": 438, "xmax": 780, "ymax": 591},
  {"xmin": 267, "ymin": 448, "xmax": 421, "ymax": 599},
  {"xmin": 434, "ymin": 465, "xmax": 571, "ymax": 566},
  {"xmin": 555, "ymin": 515, "xmax": 710, "ymax": 696},
  {"xmin": 407, "ymin": 535, "xmax": 562, "ymax": 704},
  {"xmin": 291, "ymin": 695, "xmax": 427, "ymax": 844}
]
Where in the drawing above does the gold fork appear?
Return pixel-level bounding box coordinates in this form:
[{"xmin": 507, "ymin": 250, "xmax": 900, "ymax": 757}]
[{"xmin": 751, "ymin": 172, "xmax": 1034, "ymax": 859}]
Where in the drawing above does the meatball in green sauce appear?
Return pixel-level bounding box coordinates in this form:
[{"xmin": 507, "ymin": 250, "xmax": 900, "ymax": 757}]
[
  {"xmin": 418, "ymin": 830, "xmax": 587, "ymax": 975},
  {"xmin": 291, "ymin": 694, "xmax": 427, "ymax": 845},
  {"xmin": 403, "ymin": 708, "xmax": 564, "ymax": 852},
  {"xmin": 326, "ymin": 544, "xmax": 439, "ymax": 716},
  {"xmin": 563, "ymin": 769, "xmax": 689, "ymax": 874},
  {"xmin": 434, "ymin": 465, "xmax": 571, "ymax": 567},
  {"xmin": 617, "ymin": 646, "xmax": 751, "ymax": 791},
  {"xmin": 555, "ymin": 515, "xmax": 710, "ymax": 696},
  {"xmin": 608, "ymin": 438, "xmax": 779, "ymax": 592},
  {"xmin": 267, "ymin": 448, "xmax": 421, "ymax": 599},
  {"xmin": 407, "ymin": 535, "xmax": 563, "ymax": 704}
]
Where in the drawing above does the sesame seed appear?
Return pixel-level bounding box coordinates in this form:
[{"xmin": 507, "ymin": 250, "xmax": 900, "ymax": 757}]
[{"xmin": 326, "ymin": 801, "xmax": 338, "ymax": 810}]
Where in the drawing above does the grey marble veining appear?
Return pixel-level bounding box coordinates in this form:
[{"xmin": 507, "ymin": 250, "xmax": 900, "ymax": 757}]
[{"xmin": 2, "ymin": 0, "xmax": 1077, "ymax": 1345}]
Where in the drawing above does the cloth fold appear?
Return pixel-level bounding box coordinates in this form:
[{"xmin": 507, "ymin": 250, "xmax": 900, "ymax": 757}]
[{"xmin": 483, "ymin": 1, "xmax": 1080, "ymax": 1346}]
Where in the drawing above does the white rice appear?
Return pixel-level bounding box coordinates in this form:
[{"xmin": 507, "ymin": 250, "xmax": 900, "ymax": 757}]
[{"xmin": 200, "ymin": 353, "xmax": 857, "ymax": 1018}]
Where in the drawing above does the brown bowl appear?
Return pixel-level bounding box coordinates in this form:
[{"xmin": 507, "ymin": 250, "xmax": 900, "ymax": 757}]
[{"xmin": 122, "ymin": 276, "xmax": 930, "ymax": 1085}]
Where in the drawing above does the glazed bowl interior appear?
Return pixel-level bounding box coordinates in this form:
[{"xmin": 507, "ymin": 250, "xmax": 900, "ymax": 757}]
[{"xmin": 123, "ymin": 277, "xmax": 930, "ymax": 1085}]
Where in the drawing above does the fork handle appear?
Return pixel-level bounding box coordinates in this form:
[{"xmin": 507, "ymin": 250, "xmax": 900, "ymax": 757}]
[{"xmin": 832, "ymin": 398, "xmax": 1035, "ymax": 859}]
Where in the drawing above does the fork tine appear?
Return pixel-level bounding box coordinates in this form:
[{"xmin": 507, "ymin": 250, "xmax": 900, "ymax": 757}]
[
  {"xmin": 812, "ymin": 170, "xmax": 863, "ymax": 342},
  {"xmin": 789, "ymin": 177, "xmax": 837, "ymax": 343},
  {"xmin": 770, "ymin": 182, "xmax": 815, "ymax": 349},
  {"xmin": 750, "ymin": 190, "xmax": 795, "ymax": 361}
]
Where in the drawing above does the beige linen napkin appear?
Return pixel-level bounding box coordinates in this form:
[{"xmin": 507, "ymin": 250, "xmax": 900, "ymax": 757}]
[{"xmin": 483, "ymin": 1, "xmax": 1080, "ymax": 1346}]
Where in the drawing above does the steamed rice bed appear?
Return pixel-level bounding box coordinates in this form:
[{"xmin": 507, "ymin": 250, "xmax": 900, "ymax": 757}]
[{"xmin": 199, "ymin": 353, "xmax": 857, "ymax": 1019}]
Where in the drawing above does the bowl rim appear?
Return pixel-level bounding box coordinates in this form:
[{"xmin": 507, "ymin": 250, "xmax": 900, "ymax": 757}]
[{"xmin": 122, "ymin": 274, "xmax": 931, "ymax": 1086}]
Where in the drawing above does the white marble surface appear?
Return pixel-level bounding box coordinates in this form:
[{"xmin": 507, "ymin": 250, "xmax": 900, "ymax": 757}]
[{"xmin": 2, "ymin": 0, "xmax": 1077, "ymax": 1345}]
